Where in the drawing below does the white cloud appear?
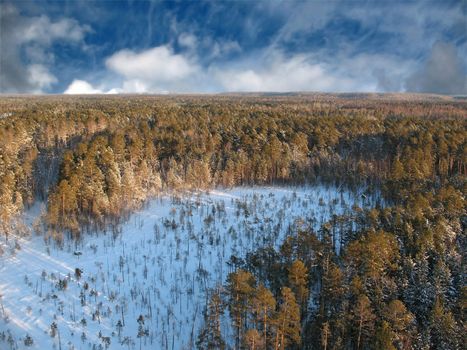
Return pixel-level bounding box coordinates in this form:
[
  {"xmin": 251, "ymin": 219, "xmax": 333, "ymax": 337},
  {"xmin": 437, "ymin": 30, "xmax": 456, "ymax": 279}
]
[
  {"xmin": 208, "ymin": 39, "xmax": 241, "ymax": 59},
  {"xmin": 105, "ymin": 88, "xmax": 122, "ymax": 95},
  {"xmin": 0, "ymin": 3, "xmax": 90, "ymax": 93},
  {"xmin": 91, "ymin": 45, "xmax": 410, "ymax": 93},
  {"xmin": 28, "ymin": 64, "xmax": 57, "ymax": 91},
  {"xmin": 268, "ymin": 1, "xmax": 337, "ymax": 50},
  {"xmin": 215, "ymin": 53, "xmax": 377, "ymax": 92},
  {"xmin": 178, "ymin": 32, "xmax": 242, "ymax": 61},
  {"xmin": 67, "ymin": 37, "xmax": 421, "ymax": 94},
  {"xmin": 21, "ymin": 16, "xmax": 90, "ymax": 46},
  {"xmin": 64, "ymin": 80, "xmax": 103, "ymax": 94},
  {"xmin": 178, "ymin": 33, "xmax": 197, "ymax": 50},
  {"xmin": 98, "ymin": 43, "xmax": 371, "ymax": 93},
  {"xmin": 105, "ymin": 46, "xmax": 199, "ymax": 92},
  {"xmin": 64, "ymin": 79, "xmax": 124, "ymax": 94},
  {"xmin": 3, "ymin": 1, "xmax": 465, "ymax": 95}
]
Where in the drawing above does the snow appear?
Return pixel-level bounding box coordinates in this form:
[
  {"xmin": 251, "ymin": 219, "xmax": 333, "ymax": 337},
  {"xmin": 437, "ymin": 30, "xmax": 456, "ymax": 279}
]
[
  {"xmin": 0, "ymin": 185, "xmax": 376, "ymax": 349},
  {"xmin": 0, "ymin": 112, "xmax": 13, "ymax": 119}
]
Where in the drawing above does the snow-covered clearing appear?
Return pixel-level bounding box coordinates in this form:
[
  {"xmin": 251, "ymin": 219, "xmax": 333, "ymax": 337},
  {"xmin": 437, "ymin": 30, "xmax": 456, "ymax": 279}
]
[{"xmin": 0, "ymin": 186, "xmax": 377, "ymax": 350}]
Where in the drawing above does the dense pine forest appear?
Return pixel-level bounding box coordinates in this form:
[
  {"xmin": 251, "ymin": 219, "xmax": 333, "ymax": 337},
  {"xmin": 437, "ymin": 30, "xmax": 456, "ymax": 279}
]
[{"xmin": 0, "ymin": 94, "xmax": 465, "ymax": 349}]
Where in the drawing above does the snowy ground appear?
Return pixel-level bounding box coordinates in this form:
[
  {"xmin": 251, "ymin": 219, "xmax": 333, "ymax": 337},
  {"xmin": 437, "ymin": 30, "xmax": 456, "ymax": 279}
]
[
  {"xmin": 0, "ymin": 186, "xmax": 377, "ymax": 350},
  {"xmin": 0, "ymin": 112, "xmax": 13, "ymax": 119}
]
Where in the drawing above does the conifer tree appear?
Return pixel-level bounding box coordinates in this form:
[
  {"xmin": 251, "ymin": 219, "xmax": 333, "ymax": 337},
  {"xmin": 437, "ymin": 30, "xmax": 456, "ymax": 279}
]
[
  {"xmin": 287, "ymin": 260, "xmax": 309, "ymax": 315},
  {"xmin": 252, "ymin": 284, "xmax": 276, "ymax": 349},
  {"xmin": 351, "ymin": 294, "xmax": 376, "ymax": 350},
  {"xmin": 430, "ymin": 297, "xmax": 459, "ymax": 350},
  {"xmin": 227, "ymin": 270, "xmax": 256, "ymax": 349},
  {"xmin": 244, "ymin": 329, "xmax": 262, "ymax": 350},
  {"xmin": 374, "ymin": 321, "xmax": 396, "ymax": 350},
  {"xmin": 383, "ymin": 300, "xmax": 415, "ymax": 348},
  {"xmin": 274, "ymin": 287, "xmax": 300, "ymax": 350},
  {"xmin": 197, "ymin": 289, "xmax": 225, "ymax": 350}
]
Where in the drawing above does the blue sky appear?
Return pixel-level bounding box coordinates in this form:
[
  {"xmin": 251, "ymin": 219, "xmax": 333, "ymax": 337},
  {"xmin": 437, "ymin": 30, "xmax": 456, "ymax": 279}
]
[{"xmin": 1, "ymin": 0, "xmax": 465, "ymax": 94}]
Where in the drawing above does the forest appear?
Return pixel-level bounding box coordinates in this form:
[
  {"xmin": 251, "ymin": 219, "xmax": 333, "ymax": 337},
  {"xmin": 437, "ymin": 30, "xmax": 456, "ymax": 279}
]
[{"xmin": 0, "ymin": 93, "xmax": 465, "ymax": 350}]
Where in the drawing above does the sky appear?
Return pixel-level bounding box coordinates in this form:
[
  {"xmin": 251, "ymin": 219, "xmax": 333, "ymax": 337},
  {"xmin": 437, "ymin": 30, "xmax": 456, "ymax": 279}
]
[{"xmin": 0, "ymin": 0, "xmax": 465, "ymax": 95}]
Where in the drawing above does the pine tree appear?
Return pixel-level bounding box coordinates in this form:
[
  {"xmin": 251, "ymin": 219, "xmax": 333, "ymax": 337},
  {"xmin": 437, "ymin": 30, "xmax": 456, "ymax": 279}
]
[
  {"xmin": 227, "ymin": 270, "xmax": 255, "ymax": 349},
  {"xmin": 321, "ymin": 260, "xmax": 345, "ymax": 317},
  {"xmin": 430, "ymin": 297, "xmax": 459, "ymax": 350},
  {"xmin": 116, "ymin": 320, "xmax": 123, "ymax": 339},
  {"xmin": 374, "ymin": 321, "xmax": 396, "ymax": 350},
  {"xmin": 244, "ymin": 329, "xmax": 263, "ymax": 350},
  {"xmin": 197, "ymin": 288, "xmax": 225, "ymax": 350},
  {"xmin": 24, "ymin": 334, "xmax": 33, "ymax": 347},
  {"xmin": 391, "ymin": 157, "xmax": 405, "ymax": 181},
  {"xmin": 273, "ymin": 287, "xmax": 300, "ymax": 350},
  {"xmin": 50, "ymin": 322, "xmax": 57, "ymax": 338},
  {"xmin": 136, "ymin": 314, "xmax": 149, "ymax": 350},
  {"xmin": 345, "ymin": 230, "xmax": 399, "ymax": 304},
  {"xmin": 252, "ymin": 284, "xmax": 276, "ymax": 349},
  {"xmin": 403, "ymin": 254, "xmax": 435, "ymax": 327},
  {"xmin": 288, "ymin": 260, "xmax": 309, "ymax": 315},
  {"xmin": 351, "ymin": 294, "xmax": 375, "ymax": 350},
  {"xmin": 383, "ymin": 300, "xmax": 415, "ymax": 349}
]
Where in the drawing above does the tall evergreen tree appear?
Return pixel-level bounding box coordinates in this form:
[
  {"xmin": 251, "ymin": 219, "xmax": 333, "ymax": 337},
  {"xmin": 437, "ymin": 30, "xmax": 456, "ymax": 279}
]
[
  {"xmin": 252, "ymin": 284, "xmax": 276, "ymax": 349},
  {"xmin": 274, "ymin": 287, "xmax": 300, "ymax": 350},
  {"xmin": 197, "ymin": 288, "xmax": 226, "ymax": 350},
  {"xmin": 227, "ymin": 270, "xmax": 256, "ymax": 350},
  {"xmin": 288, "ymin": 260, "xmax": 309, "ymax": 316}
]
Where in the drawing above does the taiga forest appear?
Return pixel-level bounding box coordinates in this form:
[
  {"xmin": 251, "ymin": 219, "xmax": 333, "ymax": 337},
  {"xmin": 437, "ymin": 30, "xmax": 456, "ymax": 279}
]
[{"xmin": 0, "ymin": 94, "xmax": 465, "ymax": 349}]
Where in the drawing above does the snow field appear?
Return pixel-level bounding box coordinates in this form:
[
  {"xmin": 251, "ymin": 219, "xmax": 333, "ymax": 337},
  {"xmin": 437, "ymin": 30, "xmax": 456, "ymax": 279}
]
[{"xmin": 0, "ymin": 186, "xmax": 375, "ymax": 350}]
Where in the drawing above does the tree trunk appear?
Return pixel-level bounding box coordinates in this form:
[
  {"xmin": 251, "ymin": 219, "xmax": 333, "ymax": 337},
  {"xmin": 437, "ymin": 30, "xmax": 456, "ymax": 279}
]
[{"xmin": 357, "ymin": 314, "xmax": 362, "ymax": 350}]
